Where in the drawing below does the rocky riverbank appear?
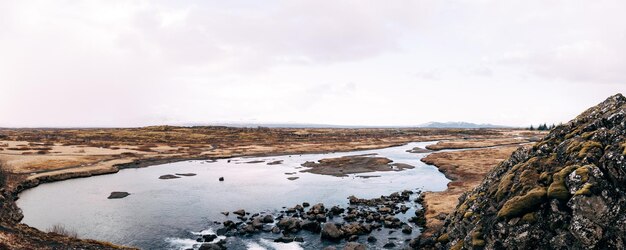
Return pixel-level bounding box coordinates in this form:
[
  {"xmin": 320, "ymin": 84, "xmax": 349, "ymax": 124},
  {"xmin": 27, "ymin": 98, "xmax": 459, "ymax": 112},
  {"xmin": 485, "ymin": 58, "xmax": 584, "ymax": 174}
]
[
  {"xmin": 192, "ymin": 190, "xmax": 426, "ymax": 249},
  {"xmin": 0, "ymin": 127, "xmax": 544, "ymax": 249}
]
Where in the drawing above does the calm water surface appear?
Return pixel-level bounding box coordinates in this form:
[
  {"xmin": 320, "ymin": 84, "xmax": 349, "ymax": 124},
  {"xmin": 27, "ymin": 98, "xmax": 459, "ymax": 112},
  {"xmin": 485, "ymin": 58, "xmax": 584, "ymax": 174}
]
[{"xmin": 17, "ymin": 141, "xmax": 449, "ymax": 249}]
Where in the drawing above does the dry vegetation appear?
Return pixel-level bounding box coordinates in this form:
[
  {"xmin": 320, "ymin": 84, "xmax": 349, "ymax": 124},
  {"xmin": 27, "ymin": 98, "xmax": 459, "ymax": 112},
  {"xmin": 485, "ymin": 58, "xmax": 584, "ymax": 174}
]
[
  {"xmin": 48, "ymin": 224, "xmax": 79, "ymax": 238},
  {"xmin": 0, "ymin": 127, "xmax": 518, "ymax": 189},
  {"xmin": 0, "ymin": 126, "xmax": 545, "ymax": 249}
]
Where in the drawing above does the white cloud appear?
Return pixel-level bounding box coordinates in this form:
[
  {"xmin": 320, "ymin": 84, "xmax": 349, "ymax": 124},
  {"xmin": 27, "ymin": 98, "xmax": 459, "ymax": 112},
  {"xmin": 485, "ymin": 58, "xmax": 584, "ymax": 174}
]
[{"xmin": 0, "ymin": 0, "xmax": 624, "ymax": 127}]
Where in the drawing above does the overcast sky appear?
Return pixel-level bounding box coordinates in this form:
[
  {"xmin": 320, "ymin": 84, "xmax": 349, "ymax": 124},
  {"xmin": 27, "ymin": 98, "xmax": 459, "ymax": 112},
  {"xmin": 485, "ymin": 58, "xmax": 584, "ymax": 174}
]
[{"xmin": 0, "ymin": 0, "xmax": 624, "ymax": 127}]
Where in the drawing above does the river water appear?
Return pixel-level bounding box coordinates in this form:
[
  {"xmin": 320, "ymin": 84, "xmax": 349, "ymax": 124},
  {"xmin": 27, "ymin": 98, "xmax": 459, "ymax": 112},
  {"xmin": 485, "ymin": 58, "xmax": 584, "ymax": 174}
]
[{"xmin": 17, "ymin": 141, "xmax": 449, "ymax": 249}]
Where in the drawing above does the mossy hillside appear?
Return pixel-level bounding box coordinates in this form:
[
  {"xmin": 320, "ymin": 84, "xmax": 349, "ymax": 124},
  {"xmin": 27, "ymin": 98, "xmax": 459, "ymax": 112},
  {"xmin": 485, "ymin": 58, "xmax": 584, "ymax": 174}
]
[{"xmin": 425, "ymin": 94, "xmax": 626, "ymax": 250}]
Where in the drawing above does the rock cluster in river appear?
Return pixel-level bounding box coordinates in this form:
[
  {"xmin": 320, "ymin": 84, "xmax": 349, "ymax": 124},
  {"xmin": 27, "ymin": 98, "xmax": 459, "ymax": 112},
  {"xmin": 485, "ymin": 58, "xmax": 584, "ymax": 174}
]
[
  {"xmin": 207, "ymin": 190, "xmax": 425, "ymax": 249},
  {"xmin": 419, "ymin": 94, "xmax": 626, "ymax": 249}
]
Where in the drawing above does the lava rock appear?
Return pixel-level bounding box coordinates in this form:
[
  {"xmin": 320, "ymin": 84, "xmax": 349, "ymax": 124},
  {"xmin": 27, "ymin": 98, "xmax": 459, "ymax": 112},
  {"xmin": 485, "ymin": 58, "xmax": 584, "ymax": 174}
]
[
  {"xmin": 107, "ymin": 192, "xmax": 130, "ymax": 199},
  {"xmin": 321, "ymin": 223, "xmax": 344, "ymax": 241}
]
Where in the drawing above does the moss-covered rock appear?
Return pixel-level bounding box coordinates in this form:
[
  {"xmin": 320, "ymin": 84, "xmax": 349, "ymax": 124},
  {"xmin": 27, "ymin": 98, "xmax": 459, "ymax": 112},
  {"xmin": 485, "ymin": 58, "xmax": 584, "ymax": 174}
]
[
  {"xmin": 420, "ymin": 94, "xmax": 626, "ymax": 250},
  {"xmin": 450, "ymin": 239, "xmax": 464, "ymax": 250},
  {"xmin": 575, "ymin": 183, "xmax": 593, "ymax": 196},
  {"xmin": 577, "ymin": 141, "xmax": 602, "ymax": 158},
  {"xmin": 575, "ymin": 165, "xmax": 590, "ymax": 183},
  {"xmin": 471, "ymin": 231, "xmax": 486, "ymax": 247},
  {"xmin": 497, "ymin": 187, "xmax": 547, "ymax": 219},
  {"xmin": 547, "ymin": 165, "xmax": 577, "ymax": 201},
  {"xmin": 521, "ymin": 212, "xmax": 537, "ymax": 223},
  {"xmin": 436, "ymin": 233, "xmax": 449, "ymax": 243}
]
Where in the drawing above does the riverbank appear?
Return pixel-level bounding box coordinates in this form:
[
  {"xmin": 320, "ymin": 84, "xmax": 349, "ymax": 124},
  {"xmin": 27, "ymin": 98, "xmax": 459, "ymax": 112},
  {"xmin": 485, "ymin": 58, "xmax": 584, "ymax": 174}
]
[{"xmin": 0, "ymin": 127, "xmax": 543, "ymax": 249}]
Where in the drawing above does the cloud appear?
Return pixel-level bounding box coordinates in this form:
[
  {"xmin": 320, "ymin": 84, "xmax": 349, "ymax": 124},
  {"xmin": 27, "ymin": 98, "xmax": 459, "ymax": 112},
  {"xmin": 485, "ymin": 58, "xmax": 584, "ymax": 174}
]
[{"xmin": 0, "ymin": 0, "xmax": 625, "ymax": 127}]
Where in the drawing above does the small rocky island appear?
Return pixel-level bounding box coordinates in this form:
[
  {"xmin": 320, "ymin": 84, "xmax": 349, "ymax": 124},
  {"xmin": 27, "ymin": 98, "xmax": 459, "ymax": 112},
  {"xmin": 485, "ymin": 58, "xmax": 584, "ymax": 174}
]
[{"xmin": 301, "ymin": 155, "xmax": 414, "ymax": 177}]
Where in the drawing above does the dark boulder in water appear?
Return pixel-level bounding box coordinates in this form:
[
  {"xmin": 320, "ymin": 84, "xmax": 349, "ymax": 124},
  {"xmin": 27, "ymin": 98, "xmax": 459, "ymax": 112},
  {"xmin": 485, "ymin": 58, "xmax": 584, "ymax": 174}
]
[
  {"xmin": 158, "ymin": 174, "xmax": 180, "ymax": 180},
  {"xmin": 321, "ymin": 222, "xmax": 344, "ymax": 241},
  {"xmin": 107, "ymin": 192, "xmax": 130, "ymax": 199}
]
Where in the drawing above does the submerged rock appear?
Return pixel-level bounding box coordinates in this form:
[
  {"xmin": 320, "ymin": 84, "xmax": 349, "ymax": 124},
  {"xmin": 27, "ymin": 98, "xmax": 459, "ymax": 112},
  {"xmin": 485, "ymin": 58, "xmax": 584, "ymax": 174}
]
[
  {"xmin": 158, "ymin": 174, "xmax": 180, "ymax": 180},
  {"xmin": 107, "ymin": 192, "xmax": 130, "ymax": 199},
  {"xmin": 343, "ymin": 242, "xmax": 366, "ymax": 250},
  {"xmin": 175, "ymin": 173, "xmax": 197, "ymax": 177}
]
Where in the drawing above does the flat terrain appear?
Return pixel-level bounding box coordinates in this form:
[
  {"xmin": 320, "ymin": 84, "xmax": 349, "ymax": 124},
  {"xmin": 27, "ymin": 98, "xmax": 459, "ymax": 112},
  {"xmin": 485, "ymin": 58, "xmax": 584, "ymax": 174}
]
[{"xmin": 0, "ymin": 127, "xmax": 545, "ymax": 249}]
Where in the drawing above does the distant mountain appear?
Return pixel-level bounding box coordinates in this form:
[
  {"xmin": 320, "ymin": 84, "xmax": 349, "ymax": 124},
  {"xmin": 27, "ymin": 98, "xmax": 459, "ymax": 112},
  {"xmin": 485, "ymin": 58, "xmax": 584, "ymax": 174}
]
[{"xmin": 418, "ymin": 121, "xmax": 509, "ymax": 129}]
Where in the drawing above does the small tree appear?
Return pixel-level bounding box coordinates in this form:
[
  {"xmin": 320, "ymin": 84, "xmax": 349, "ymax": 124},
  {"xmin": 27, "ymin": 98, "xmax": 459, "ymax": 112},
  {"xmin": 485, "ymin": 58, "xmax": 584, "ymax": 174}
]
[{"xmin": 529, "ymin": 125, "xmax": 535, "ymax": 130}]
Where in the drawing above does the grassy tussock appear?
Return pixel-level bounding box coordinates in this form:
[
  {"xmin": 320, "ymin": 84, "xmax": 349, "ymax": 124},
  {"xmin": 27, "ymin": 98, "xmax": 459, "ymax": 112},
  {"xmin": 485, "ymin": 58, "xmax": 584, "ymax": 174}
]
[{"xmin": 48, "ymin": 224, "xmax": 79, "ymax": 238}]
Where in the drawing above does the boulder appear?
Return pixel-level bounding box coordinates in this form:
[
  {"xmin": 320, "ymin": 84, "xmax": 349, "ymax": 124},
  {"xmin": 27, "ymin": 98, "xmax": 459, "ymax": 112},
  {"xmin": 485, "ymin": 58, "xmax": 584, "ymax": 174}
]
[
  {"xmin": 107, "ymin": 192, "xmax": 130, "ymax": 199},
  {"xmin": 321, "ymin": 223, "xmax": 344, "ymax": 241},
  {"xmin": 342, "ymin": 242, "xmax": 366, "ymax": 250},
  {"xmin": 233, "ymin": 209, "xmax": 246, "ymax": 216},
  {"xmin": 301, "ymin": 220, "xmax": 321, "ymax": 233}
]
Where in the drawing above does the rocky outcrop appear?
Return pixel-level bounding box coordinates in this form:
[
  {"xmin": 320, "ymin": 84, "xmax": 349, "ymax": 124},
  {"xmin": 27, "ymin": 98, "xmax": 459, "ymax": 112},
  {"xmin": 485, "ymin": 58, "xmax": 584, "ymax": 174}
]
[{"xmin": 421, "ymin": 94, "xmax": 626, "ymax": 249}]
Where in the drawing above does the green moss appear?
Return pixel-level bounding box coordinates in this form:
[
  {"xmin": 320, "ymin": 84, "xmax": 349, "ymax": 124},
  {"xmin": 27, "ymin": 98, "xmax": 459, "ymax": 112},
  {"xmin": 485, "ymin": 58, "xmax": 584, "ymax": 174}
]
[
  {"xmin": 565, "ymin": 128, "xmax": 582, "ymax": 139},
  {"xmin": 450, "ymin": 240, "xmax": 464, "ymax": 250},
  {"xmin": 496, "ymin": 173, "xmax": 515, "ymax": 201},
  {"xmin": 497, "ymin": 187, "xmax": 547, "ymax": 219},
  {"xmin": 578, "ymin": 141, "xmax": 602, "ymax": 158},
  {"xmin": 458, "ymin": 201, "xmax": 469, "ymax": 213},
  {"xmin": 539, "ymin": 172, "xmax": 552, "ymax": 183},
  {"xmin": 575, "ymin": 183, "xmax": 593, "ymax": 196},
  {"xmin": 437, "ymin": 233, "xmax": 449, "ymax": 243},
  {"xmin": 575, "ymin": 166, "xmax": 590, "ymax": 183},
  {"xmin": 519, "ymin": 169, "xmax": 539, "ymax": 188},
  {"xmin": 521, "ymin": 212, "xmax": 537, "ymax": 223},
  {"xmin": 566, "ymin": 140, "xmax": 582, "ymax": 154},
  {"xmin": 547, "ymin": 166, "xmax": 577, "ymax": 201},
  {"xmin": 581, "ymin": 131, "xmax": 595, "ymax": 139},
  {"xmin": 471, "ymin": 231, "xmax": 486, "ymax": 247}
]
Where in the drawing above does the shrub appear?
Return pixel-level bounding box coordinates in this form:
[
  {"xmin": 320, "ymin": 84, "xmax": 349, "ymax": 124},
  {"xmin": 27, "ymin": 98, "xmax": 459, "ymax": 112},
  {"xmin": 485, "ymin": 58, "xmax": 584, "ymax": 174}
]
[{"xmin": 48, "ymin": 224, "xmax": 79, "ymax": 238}]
